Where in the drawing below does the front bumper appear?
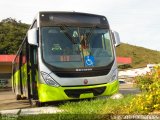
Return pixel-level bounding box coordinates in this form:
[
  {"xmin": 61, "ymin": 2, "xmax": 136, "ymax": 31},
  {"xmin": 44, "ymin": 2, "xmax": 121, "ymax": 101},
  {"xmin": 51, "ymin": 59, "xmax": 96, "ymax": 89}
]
[{"xmin": 37, "ymin": 79, "xmax": 119, "ymax": 102}]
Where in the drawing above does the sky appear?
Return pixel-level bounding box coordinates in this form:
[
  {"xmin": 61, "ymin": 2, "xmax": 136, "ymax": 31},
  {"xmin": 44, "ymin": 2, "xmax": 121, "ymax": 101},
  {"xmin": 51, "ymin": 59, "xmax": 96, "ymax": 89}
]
[{"xmin": 0, "ymin": 0, "xmax": 160, "ymax": 51}]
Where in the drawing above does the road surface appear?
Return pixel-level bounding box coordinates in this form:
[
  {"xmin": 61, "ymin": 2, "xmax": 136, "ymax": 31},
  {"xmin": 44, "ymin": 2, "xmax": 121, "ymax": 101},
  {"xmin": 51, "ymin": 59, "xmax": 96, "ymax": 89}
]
[
  {"xmin": 119, "ymin": 83, "xmax": 140, "ymax": 95},
  {"xmin": 0, "ymin": 89, "xmax": 30, "ymax": 110}
]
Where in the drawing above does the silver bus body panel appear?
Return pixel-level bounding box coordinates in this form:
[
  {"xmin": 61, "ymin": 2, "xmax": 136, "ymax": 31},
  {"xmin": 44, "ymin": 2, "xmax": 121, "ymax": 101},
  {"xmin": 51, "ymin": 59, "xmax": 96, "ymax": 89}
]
[{"xmin": 49, "ymin": 61, "xmax": 118, "ymax": 86}]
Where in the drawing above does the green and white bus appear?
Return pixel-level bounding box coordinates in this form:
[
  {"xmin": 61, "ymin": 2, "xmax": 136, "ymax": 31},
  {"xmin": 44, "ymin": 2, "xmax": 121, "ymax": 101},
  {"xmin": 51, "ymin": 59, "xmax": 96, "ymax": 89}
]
[{"xmin": 12, "ymin": 11, "xmax": 120, "ymax": 105}]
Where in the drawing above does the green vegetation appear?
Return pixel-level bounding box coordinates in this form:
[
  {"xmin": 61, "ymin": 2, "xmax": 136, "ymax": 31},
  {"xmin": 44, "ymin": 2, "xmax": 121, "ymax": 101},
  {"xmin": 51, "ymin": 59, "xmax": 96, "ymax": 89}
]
[
  {"xmin": 131, "ymin": 65, "xmax": 160, "ymax": 113},
  {"xmin": 116, "ymin": 43, "xmax": 160, "ymax": 68},
  {"xmin": 59, "ymin": 95, "xmax": 133, "ymax": 115},
  {"xmin": 0, "ymin": 18, "xmax": 29, "ymax": 54}
]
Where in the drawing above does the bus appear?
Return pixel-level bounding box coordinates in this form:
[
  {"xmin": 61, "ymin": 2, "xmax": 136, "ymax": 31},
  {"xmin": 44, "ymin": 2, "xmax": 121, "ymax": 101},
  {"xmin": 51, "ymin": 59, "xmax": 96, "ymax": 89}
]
[{"xmin": 12, "ymin": 11, "xmax": 120, "ymax": 105}]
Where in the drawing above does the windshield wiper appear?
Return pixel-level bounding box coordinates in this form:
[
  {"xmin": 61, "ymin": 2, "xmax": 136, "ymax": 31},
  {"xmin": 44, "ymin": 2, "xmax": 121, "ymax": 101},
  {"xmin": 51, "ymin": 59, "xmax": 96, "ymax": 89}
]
[
  {"xmin": 60, "ymin": 24, "xmax": 81, "ymax": 55},
  {"xmin": 60, "ymin": 24, "xmax": 77, "ymax": 44},
  {"xmin": 86, "ymin": 25, "xmax": 96, "ymax": 42}
]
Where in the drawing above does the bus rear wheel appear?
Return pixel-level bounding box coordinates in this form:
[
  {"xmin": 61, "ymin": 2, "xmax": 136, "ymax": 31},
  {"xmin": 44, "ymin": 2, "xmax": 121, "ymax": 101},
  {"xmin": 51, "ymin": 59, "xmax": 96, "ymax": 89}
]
[{"xmin": 16, "ymin": 94, "xmax": 22, "ymax": 100}]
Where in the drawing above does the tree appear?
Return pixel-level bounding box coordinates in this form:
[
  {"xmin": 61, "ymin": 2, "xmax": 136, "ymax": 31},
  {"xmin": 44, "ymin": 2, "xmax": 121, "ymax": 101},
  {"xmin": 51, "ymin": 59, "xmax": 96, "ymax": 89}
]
[{"xmin": 0, "ymin": 18, "xmax": 29, "ymax": 54}]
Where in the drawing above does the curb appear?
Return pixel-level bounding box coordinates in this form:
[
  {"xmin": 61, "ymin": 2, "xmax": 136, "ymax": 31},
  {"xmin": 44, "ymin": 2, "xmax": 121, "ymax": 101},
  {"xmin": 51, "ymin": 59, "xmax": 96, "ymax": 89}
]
[
  {"xmin": 0, "ymin": 107, "xmax": 62, "ymax": 116},
  {"xmin": 0, "ymin": 109, "xmax": 20, "ymax": 115}
]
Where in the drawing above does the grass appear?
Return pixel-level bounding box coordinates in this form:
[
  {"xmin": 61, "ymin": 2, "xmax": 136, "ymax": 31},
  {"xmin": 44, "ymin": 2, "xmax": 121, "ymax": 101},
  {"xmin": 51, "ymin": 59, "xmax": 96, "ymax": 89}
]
[
  {"xmin": 116, "ymin": 43, "xmax": 160, "ymax": 68},
  {"xmin": 16, "ymin": 95, "xmax": 134, "ymax": 120},
  {"xmin": 59, "ymin": 95, "xmax": 134, "ymax": 114}
]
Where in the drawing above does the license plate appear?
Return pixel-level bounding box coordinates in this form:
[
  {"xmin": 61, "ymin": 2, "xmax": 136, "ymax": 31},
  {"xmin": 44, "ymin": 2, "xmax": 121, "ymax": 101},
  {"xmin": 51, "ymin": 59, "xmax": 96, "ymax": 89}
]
[{"xmin": 80, "ymin": 93, "xmax": 94, "ymax": 98}]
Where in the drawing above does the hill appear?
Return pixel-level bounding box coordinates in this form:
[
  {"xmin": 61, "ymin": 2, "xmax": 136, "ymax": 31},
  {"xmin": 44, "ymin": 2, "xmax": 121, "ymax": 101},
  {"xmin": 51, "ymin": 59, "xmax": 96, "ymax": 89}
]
[{"xmin": 116, "ymin": 43, "xmax": 160, "ymax": 68}]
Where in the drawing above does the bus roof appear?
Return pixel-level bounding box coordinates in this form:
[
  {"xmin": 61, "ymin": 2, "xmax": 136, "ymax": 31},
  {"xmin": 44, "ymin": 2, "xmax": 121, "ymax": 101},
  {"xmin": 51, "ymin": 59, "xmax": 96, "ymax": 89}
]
[{"xmin": 37, "ymin": 11, "xmax": 109, "ymax": 27}]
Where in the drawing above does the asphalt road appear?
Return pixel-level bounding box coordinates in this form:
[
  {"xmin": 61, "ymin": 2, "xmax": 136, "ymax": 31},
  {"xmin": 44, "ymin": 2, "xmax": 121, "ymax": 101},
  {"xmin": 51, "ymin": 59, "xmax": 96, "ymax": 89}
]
[
  {"xmin": 0, "ymin": 84, "xmax": 140, "ymax": 110},
  {"xmin": 119, "ymin": 83, "xmax": 140, "ymax": 95}
]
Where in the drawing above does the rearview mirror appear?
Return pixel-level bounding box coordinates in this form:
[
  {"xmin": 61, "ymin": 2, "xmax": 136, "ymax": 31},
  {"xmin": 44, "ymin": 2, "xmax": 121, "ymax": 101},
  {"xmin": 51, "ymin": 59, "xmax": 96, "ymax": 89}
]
[
  {"xmin": 28, "ymin": 28, "xmax": 38, "ymax": 46},
  {"xmin": 112, "ymin": 31, "xmax": 121, "ymax": 47}
]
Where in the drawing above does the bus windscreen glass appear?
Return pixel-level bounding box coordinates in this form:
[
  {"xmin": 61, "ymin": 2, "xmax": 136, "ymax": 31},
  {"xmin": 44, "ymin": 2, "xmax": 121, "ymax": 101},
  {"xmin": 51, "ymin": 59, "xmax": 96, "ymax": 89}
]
[{"xmin": 41, "ymin": 26, "xmax": 114, "ymax": 69}]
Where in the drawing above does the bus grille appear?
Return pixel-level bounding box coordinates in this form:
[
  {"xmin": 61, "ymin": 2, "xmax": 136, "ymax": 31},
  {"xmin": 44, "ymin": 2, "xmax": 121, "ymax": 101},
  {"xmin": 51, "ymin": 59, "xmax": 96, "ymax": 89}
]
[{"xmin": 64, "ymin": 86, "xmax": 106, "ymax": 98}]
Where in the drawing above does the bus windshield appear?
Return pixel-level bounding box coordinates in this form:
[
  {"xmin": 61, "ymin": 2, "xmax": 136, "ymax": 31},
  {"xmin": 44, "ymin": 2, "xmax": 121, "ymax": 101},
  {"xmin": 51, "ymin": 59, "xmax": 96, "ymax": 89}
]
[{"xmin": 41, "ymin": 26, "xmax": 114, "ymax": 69}]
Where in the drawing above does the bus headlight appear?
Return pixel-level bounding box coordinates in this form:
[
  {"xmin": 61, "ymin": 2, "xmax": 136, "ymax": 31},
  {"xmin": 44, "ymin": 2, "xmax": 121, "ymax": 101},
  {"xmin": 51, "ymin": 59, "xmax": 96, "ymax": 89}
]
[
  {"xmin": 110, "ymin": 69, "xmax": 118, "ymax": 82},
  {"xmin": 41, "ymin": 71, "xmax": 60, "ymax": 87},
  {"xmin": 111, "ymin": 74, "xmax": 117, "ymax": 81}
]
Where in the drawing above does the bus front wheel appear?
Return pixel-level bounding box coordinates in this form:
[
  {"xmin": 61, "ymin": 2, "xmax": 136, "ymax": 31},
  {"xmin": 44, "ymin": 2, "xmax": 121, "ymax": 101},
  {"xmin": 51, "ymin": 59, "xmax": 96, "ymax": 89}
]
[
  {"xmin": 36, "ymin": 101, "xmax": 44, "ymax": 107},
  {"xmin": 29, "ymin": 99, "xmax": 43, "ymax": 107}
]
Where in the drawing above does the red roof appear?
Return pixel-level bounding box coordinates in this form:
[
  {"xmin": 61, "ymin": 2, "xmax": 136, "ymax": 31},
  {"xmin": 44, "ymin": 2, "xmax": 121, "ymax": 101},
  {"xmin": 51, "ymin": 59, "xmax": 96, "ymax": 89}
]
[
  {"xmin": 0, "ymin": 55, "xmax": 132, "ymax": 64},
  {"xmin": 0, "ymin": 55, "xmax": 16, "ymax": 63},
  {"xmin": 117, "ymin": 57, "xmax": 132, "ymax": 64}
]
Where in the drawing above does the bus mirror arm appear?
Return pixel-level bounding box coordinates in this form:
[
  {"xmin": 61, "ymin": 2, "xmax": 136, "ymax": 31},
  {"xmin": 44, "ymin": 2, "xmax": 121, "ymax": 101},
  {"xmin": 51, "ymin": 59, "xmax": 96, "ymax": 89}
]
[
  {"xmin": 112, "ymin": 31, "xmax": 121, "ymax": 47},
  {"xmin": 28, "ymin": 28, "xmax": 38, "ymax": 46}
]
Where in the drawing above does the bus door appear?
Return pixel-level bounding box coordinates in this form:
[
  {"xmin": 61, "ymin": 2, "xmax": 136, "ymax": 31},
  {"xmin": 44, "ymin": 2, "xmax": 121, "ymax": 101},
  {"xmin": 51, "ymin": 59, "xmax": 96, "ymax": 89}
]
[
  {"xmin": 28, "ymin": 45, "xmax": 38, "ymax": 100},
  {"xmin": 19, "ymin": 51, "xmax": 23, "ymax": 97}
]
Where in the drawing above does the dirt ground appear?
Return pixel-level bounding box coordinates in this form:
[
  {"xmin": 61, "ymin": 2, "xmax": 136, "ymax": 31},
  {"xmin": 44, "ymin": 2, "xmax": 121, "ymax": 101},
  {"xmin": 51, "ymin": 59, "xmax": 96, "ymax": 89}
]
[{"xmin": 0, "ymin": 89, "xmax": 31, "ymax": 110}]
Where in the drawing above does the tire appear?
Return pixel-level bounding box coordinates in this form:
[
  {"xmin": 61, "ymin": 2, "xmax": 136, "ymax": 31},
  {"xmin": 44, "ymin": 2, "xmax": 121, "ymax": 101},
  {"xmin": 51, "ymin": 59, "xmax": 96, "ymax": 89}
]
[
  {"xmin": 16, "ymin": 94, "xmax": 22, "ymax": 100},
  {"xmin": 21, "ymin": 96, "xmax": 27, "ymax": 100},
  {"xmin": 29, "ymin": 99, "xmax": 43, "ymax": 107},
  {"xmin": 36, "ymin": 101, "xmax": 43, "ymax": 107}
]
